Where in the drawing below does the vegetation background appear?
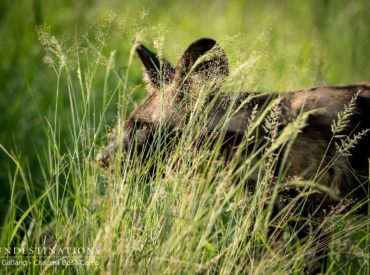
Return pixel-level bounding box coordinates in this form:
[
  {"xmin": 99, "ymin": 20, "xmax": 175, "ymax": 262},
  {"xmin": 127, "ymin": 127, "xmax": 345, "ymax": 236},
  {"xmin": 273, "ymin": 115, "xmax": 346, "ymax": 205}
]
[{"xmin": 0, "ymin": 0, "xmax": 369, "ymax": 273}]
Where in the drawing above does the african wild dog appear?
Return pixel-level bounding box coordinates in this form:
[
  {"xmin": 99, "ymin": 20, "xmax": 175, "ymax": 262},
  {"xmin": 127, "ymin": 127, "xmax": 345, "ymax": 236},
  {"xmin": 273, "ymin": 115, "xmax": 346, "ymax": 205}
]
[{"xmin": 98, "ymin": 38, "xmax": 370, "ymax": 272}]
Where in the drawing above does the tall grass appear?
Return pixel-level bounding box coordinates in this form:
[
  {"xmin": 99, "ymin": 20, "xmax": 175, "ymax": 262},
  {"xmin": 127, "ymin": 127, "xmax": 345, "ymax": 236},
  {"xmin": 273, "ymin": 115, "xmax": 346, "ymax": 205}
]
[
  {"xmin": 2, "ymin": 0, "xmax": 370, "ymax": 227},
  {"xmin": 0, "ymin": 18, "xmax": 368, "ymax": 274}
]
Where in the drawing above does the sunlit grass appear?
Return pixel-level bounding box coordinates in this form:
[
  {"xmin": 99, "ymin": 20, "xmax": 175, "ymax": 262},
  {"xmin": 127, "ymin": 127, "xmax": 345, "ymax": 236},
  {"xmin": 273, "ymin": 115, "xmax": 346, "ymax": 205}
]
[{"xmin": 0, "ymin": 18, "xmax": 369, "ymax": 274}]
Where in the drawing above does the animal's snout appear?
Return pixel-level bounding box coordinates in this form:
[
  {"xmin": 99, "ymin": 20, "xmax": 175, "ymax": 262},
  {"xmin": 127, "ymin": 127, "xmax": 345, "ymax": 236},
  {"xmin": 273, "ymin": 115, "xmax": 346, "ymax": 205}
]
[{"xmin": 96, "ymin": 141, "xmax": 119, "ymax": 168}]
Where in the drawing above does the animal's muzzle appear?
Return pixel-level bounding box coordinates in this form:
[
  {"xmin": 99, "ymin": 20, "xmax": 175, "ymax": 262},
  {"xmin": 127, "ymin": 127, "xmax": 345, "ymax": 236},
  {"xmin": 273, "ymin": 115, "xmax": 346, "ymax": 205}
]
[{"xmin": 96, "ymin": 141, "xmax": 119, "ymax": 168}]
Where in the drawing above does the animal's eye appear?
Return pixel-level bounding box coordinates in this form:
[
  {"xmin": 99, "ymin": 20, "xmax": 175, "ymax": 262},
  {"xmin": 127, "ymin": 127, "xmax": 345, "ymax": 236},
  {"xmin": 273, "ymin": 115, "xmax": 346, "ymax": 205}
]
[{"xmin": 135, "ymin": 120, "xmax": 150, "ymax": 131}]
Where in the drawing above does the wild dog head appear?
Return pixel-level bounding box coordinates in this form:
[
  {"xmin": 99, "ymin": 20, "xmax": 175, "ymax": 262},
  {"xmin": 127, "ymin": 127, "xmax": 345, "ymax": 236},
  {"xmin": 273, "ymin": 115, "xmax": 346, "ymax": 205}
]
[{"xmin": 97, "ymin": 38, "xmax": 230, "ymax": 167}]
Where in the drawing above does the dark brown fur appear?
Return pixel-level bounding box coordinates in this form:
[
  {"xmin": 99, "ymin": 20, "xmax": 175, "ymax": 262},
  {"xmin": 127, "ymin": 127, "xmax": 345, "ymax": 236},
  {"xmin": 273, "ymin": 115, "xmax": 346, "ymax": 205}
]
[{"xmin": 98, "ymin": 38, "xmax": 370, "ymax": 273}]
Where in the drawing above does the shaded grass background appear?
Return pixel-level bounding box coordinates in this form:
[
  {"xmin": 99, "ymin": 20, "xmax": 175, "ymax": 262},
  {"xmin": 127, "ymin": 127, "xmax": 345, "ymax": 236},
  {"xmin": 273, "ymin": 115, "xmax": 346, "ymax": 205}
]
[{"xmin": 0, "ymin": 0, "xmax": 369, "ymax": 271}]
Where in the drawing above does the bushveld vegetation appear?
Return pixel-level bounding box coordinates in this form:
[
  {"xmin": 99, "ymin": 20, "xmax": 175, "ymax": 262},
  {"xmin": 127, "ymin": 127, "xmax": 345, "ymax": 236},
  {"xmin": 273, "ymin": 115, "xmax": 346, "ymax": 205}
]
[{"xmin": 0, "ymin": 0, "xmax": 369, "ymax": 274}]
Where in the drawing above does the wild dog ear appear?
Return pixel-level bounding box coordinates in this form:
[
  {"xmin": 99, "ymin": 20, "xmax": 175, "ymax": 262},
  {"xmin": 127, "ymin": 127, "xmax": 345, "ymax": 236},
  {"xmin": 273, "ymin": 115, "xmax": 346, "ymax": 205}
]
[
  {"xmin": 135, "ymin": 43, "xmax": 175, "ymax": 91},
  {"xmin": 173, "ymin": 38, "xmax": 229, "ymax": 87}
]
